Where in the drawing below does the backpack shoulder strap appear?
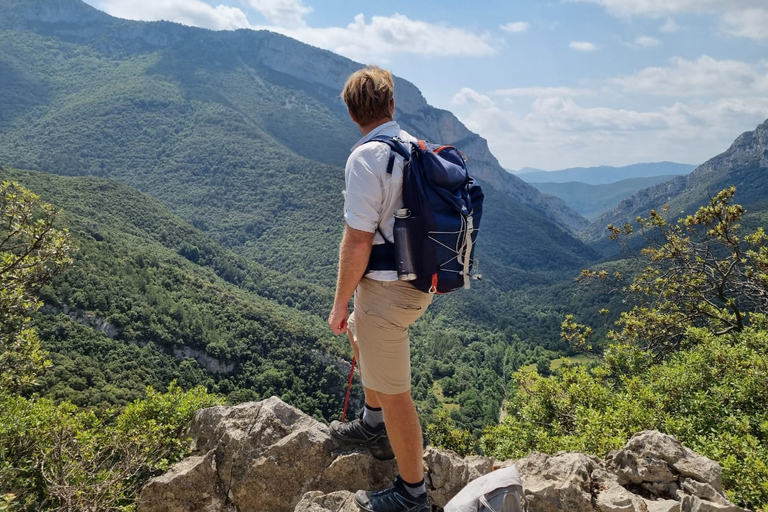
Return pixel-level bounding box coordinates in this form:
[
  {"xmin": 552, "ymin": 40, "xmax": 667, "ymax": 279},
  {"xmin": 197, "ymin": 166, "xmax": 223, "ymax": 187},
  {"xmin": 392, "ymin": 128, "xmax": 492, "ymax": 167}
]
[{"xmin": 366, "ymin": 135, "xmax": 411, "ymax": 174}]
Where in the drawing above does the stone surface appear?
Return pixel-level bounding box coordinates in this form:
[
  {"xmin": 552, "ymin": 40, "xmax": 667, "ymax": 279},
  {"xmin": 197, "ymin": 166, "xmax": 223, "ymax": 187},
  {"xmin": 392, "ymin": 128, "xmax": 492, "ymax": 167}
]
[
  {"xmin": 424, "ymin": 447, "xmax": 492, "ymax": 508},
  {"xmin": 293, "ymin": 491, "xmax": 358, "ymax": 512},
  {"xmin": 138, "ymin": 397, "xmax": 396, "ymax": 512},
  {"xmin": 596, "ymin": 484, "xmax": 647, "ymax": 512},
  {"xmin": 607, "ymin": 431, "xmax": 723, "ymax": 494},
  {"xmin": 138, "ymin": 400, "xmax": 751, "ymax": 512},
  {"xmin": 517, "ymin": 452, "xmax": 598, "ymax": 512}
]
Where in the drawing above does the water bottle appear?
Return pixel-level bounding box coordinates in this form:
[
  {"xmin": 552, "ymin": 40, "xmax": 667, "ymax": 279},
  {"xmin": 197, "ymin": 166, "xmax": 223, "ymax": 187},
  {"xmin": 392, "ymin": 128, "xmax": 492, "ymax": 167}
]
[{"xmin": 393, "ymin": 208, "xmax": 418, "ymax": 281}]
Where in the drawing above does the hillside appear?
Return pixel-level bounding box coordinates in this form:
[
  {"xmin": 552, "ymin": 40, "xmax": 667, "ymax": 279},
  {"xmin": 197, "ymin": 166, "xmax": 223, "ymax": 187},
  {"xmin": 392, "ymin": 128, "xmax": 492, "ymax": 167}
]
[
  {"xmin": 531, "ymin": 175, "xmax": 677, "ymax": 221},
  {"xmin": 0, "ymin": 0, "xmax": 596, "ymax": 292},
  {"xmin": 0, "ymin": 167, "xmax": 354, "ymax": 415},
  {"xmin": 584, "ymin": 118, "xmax": 768, "ymax": 244},
  {"xmin": 515, "ymin": 162, "xmax": 695, "ymax": 185},
  {"xmin": 6, "ymin": 167, "xmax": 566, "ymax": 433}
]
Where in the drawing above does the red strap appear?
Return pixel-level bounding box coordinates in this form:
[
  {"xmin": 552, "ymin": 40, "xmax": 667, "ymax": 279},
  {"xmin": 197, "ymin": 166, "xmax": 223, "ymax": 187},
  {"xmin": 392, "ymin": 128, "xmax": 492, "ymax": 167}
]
[{"xmin": 342, "ymin": 356, "xmax": 356, "ymax": 422}]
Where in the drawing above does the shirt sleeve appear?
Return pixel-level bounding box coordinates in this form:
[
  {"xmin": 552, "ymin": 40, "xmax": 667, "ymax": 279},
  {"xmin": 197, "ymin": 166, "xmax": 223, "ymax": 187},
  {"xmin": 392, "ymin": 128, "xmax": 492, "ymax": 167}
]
[{"xmin": 343, "ymin": 146, "xmax": 385, "ymax": 233}]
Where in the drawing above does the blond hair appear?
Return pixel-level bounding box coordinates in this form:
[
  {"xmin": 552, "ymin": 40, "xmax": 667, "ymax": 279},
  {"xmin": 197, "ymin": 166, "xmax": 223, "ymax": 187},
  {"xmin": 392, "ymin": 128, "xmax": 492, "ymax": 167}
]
[{"xmin": 341, "ymin": 66, "xmax": 394, "ymax": 127}]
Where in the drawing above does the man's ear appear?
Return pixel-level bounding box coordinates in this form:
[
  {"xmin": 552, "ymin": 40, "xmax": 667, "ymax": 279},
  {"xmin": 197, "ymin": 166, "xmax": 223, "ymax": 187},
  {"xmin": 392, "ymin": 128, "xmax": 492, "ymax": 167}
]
[{"xmin": 390, "ymin": 98, "xmax": 395, "ymax": 116}]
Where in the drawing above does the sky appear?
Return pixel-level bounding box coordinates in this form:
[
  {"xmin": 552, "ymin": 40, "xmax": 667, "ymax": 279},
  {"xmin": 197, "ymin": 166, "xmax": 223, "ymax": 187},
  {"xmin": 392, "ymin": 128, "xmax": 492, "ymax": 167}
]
[{"xmin": 81, "ymin": 0, "xmax": 768, "ymax": 171}]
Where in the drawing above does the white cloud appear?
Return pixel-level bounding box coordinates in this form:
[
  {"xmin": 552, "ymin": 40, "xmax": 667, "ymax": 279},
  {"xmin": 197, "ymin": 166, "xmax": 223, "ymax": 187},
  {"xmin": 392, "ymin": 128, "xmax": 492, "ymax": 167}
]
[
  {"xmin": 246, "ymin": 0, "xmax": 312, "ymax": 28},
  {"xmin": 569, "ymin": 0, "xmax": 768, "ymax": 41},
  {"xmin": 501, "ymin": 21, "xmax": 529, "ymax": 33},
  {"xmin": 660, "ymin": 18, "xmax": 679, "ymax": 32},
  {"xmin": 612, "ymin": 55, "xmax": 768, "ymax": 97},
  {"xmin": 98, "ymin": 0, "xmax": 250, "ymax": 30},
  {"xmin": 634, "ymin": 36, "xmax": 661, "ymax": 47},
  {"xmin": 450, "ymin": 54, "xmax": 768, "ymax": 169},
  {"xmin": 491, "ymin": 86, "xmax": 596, "ymax": 97},
  {"xmin": 451, "ymin": 88, "xmax": 496, "ymax": 108},
  {"xmin": 570, "ymin": 41, "xmax": 597, "ymax": 52},
  {"xmin": 268, "ymin": 14, "xmax": 498, "ymax": 61},
  {"xmin": 723, "ymin": 8, "xmax": 768, "ymax": 40},
  {"xmin": 92, "ymin": 2, "xmax": 497, "ymax": 59}
]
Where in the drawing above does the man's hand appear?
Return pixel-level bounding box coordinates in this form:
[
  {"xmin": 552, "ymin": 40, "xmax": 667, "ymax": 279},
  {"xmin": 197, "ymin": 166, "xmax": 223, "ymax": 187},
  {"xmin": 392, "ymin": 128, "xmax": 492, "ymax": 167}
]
[{"xmin": 328, "ymin": 303, "xmax": 349, "ymax": 335}]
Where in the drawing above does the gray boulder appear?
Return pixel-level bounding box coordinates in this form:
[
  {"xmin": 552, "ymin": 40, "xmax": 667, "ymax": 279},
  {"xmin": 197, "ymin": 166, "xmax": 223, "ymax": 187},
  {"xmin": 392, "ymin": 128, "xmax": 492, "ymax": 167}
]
[{"xmin": 137, "ymin": 399, "xmax": 751, "ymax": 512}]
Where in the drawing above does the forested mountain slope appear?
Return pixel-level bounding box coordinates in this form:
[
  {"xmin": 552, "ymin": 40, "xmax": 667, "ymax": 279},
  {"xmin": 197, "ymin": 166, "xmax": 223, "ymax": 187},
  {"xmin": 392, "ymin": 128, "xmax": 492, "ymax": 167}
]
[
  {"xmin": 0, "ymin": 0, "xmax": 597, "ymax": 292},
  {"xmin": 2, "ymin": 166, "xmax": 545, "ymax": 432},
  {"xmin": 0, "ymin": 167, "xmax": 349, "ymax": 417}
]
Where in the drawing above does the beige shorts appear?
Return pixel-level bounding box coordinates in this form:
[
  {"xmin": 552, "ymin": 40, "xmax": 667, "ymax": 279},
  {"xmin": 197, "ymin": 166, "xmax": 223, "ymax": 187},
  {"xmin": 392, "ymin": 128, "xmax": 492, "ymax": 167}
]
[{"xmin": 347, "ymin": 278, "xmax": 432, "ymax": 395}]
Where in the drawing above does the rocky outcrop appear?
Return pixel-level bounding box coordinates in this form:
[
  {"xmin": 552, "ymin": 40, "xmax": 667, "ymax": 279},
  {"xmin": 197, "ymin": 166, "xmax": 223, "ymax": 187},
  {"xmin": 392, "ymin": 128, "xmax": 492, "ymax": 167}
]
[{"xmin": 137, "ymin": 397, "xmax": 750, "ymax": 512}]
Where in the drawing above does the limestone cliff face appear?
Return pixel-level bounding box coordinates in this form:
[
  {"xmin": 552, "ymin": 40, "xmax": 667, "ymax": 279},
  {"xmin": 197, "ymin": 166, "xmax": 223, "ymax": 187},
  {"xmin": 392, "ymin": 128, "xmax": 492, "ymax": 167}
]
[
  {"xmin": 4, "ymin": 0, "xmax": 587, "ymax": 233},
  {"xmin": 584, "ymin": 118, "xmax": 768, "ymax": 241}
]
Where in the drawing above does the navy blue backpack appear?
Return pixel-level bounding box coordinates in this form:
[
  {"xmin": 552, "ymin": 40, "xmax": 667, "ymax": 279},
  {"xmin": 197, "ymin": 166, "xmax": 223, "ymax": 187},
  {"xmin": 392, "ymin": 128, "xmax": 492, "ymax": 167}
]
[{"xmin": 366, "ymin": 135, "xmax": 483, "ymax": 294}]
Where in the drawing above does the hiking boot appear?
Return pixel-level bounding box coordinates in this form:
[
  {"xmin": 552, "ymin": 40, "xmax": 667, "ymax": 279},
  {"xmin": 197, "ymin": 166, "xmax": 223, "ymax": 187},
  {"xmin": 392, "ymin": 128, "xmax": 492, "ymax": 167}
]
[
  {"xmin": 354, "ymin": 476, "xmax": 430, "ymax": 512},
  {"xmin": 329, "ymin": 410, "xmax": 394, "ymax": 460}
]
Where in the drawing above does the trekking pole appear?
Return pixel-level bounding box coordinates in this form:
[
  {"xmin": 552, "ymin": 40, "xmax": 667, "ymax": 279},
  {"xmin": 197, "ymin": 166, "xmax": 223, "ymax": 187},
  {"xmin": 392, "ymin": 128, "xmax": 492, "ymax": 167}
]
[{"xmin": 342, "ymin": 356, "xmax": 356, "ymax": 422}]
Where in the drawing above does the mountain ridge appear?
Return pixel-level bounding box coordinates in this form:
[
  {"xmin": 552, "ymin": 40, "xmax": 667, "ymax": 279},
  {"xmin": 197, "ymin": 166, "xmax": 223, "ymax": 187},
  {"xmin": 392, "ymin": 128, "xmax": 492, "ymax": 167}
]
[
  {"xmin": 0, "ymin": 0, "xmax": 588, "ymax": 233},
  {"xmin": 583, "ymin": 118, "xmax": 768, "ymax": 242},
  {"xmin": 515, "ymin": 162, "xmax": 695, "ymax": 185}
]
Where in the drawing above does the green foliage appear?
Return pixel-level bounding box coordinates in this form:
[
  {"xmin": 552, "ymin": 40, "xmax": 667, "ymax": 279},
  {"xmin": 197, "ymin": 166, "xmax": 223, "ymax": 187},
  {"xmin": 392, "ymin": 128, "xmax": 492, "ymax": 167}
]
[
  {"xmin": 0, "ymin": 181, "xmax": 73, "ymax": 392},
  {"xmin": 426, "ymin": 409, "xmax": 475, "ymax": 457},
  {"xmin": 604, "ymin": 187, "xmax": 768, "ymax": 362},
  {"xmin": 483, "ymin": 327, "xmax": 768, "ymax": 511},
  {"xmin": 484, "ymin": 189, "xmax": 768, "ymax": 511},
  {"xmin": 0, "ymin": 384, "xmax": 222, "ymax": 512}
]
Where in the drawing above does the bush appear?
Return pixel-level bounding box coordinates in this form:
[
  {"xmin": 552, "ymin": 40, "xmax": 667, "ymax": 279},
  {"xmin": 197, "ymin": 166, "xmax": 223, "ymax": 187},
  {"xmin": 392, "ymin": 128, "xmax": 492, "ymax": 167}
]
[{"xmin": 0, "ymin": 383, "xmax": 222, "ymax": 511}]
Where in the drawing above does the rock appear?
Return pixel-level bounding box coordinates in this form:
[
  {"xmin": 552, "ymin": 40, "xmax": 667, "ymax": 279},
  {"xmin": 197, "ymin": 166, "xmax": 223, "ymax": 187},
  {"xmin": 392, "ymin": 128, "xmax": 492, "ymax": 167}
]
[
  {"xmin": 293, "ymin": 491, "xmax": 358, "ymax": 512},
  {"xmin": 517, "ymin": 452, "xmax": 598, "ymax": 512},
  {"xmin": 138, "ymin": 397, "xmax": 396, "ymax": 512},
  {"xmin": 645, "ymin": 499, "xmax": 682, "ymax": 512},
  {"xmin": 138, "ymin": 400, "xmax": 751, "ymax": 512},
  {"xmin": 680, "ymin": 495, "xmax": 750, "ymax": 512},
  {"xmin": 424, "ymin": 447, "xmax": 493, "ymax": 508},
  {"xmin": 681, "ymin": 479, "xmax": 730, "ymax": 505},
  {"xmin": 607, "ymin": 431, "xmax": 722, "ymax": 494},
  {"xmin": 596, "ymin": 484, "xmax": 647, "ymax": 512}
]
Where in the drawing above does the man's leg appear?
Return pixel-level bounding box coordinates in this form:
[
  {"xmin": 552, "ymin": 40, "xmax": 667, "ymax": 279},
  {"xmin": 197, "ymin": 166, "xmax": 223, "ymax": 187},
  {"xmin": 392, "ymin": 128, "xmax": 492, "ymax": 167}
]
[{"xmin": 376, "ymin": 390, "xmax": 423, "ymax": 483}]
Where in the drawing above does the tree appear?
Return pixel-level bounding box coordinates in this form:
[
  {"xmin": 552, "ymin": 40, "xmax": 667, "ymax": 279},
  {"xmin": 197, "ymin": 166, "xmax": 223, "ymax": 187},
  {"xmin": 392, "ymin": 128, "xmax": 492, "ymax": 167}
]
[
  {"xmin": 583, "ymin": 187, "xmax": 768, "ymax": 363},
  {"xmin": 482, "ymin": 189, "xmax": 768, "ymax": 511},
  {"xmin": 0, "ymin": 181, "xmax": 73, "ymax": 392}
]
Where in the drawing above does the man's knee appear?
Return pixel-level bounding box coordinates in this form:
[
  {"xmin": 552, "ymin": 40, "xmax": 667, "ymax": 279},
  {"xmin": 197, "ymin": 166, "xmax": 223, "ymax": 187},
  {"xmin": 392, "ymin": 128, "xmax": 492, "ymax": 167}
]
[{"xmin": 376, "ymin": 389, "xmax": 414, "ymax": 410}]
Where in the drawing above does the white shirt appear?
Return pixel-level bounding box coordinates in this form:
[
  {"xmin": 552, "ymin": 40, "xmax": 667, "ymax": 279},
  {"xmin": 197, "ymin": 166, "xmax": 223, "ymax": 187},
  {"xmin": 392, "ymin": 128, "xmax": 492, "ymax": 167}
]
[{"xmin": 344, "ymin": 121, "xmax": 417, "ymax": 281}]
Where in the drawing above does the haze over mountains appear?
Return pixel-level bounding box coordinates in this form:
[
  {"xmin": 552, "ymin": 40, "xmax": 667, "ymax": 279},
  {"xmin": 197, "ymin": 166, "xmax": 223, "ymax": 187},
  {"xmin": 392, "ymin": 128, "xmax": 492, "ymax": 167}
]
[
  {"xmin": 583, "ymin": 120, "xmax": 768, "ymax": 253},
  {"xmin": 513, "ymin": 162, "xmax": 695, "ymax": 185}
]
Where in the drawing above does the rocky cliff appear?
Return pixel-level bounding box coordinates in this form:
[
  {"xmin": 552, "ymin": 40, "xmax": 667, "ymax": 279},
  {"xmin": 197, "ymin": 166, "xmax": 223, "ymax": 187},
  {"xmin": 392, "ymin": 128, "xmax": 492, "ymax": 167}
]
[
  {"xmin": 136, "ymin": 397, "xmax": 750, "ymax": 512},
  {"xmin": 583, "ymin": 118, "xmax": 768, "ymax": 241}
]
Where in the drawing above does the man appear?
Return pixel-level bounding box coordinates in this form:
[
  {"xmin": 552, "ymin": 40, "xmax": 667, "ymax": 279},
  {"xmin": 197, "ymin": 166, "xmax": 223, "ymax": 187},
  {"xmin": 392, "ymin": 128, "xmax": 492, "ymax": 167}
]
[{"xmin": 327, "ymin": 65, "xmax": 432, "ymax": 512}]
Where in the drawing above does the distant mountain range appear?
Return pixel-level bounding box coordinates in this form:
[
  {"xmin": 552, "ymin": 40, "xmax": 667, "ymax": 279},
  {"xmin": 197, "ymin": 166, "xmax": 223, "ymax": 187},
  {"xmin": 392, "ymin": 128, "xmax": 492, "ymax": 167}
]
[
  {"xmin": 513, "ymin": 162, "xmax": 695, "ymax": 185},
  {"xmin": 583, "ymin": 119, "xmax": 768, "ymax": 245},
  {"xmin": 531, "ymin": 176, "xmax": 678, "ymax": 222}
]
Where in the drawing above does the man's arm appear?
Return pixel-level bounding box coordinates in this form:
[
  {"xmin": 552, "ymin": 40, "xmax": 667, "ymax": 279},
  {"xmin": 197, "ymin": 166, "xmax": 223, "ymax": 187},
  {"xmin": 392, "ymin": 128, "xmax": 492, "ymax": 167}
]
[{"xmin": 328, "ymin": 224, "xmax": 374, "ymax": 335}]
